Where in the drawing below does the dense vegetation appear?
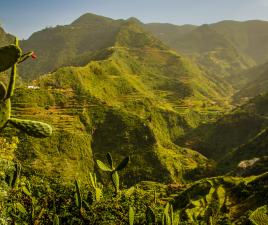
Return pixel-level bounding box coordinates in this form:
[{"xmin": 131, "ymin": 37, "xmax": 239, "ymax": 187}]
[{"xmin": 0, "ymin": 13, "xmax": 268, "ymax": 224}]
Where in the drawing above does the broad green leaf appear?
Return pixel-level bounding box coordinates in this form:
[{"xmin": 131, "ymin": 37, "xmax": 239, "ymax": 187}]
[
  {"xmin": 129, "ymin": 206, "xmax": 135, "ymax": 225},
  {"xmin": 96, "ymin": 160, "xmax": 112, "ymax": 172},
  {"xmin": 124, "ymin": 186, "xmax": 135, "ymax": 198},
  {"xmin": 115, "ymin": 156, "xmax": 130, "ymax": 171}
]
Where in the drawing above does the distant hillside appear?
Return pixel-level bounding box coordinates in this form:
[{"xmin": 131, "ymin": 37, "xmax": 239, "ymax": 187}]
[
  {"xmin": 0, "ymin": 27, "xmax": 14, "ymax": 46},
  {"xmin": 145, "ymin": 23, "xmax": 196, "ymax": 47},
  {"xmin": 211, "ymin": 20, "xmax": 268, "ymax": 64},
  {"xmin": 177, "ymin": 93, "xmax": 268, "ymax": 174},
  {"xmin": 146, "ymin": 20, "xmax": 268, "ymax": 88},
  {"xmin": 147, "ymin": 20, "xmax": 268, "ymax": 66},
  {"xmin": 233, "ymin": 62, "xmax": 268, "ymax": 102},
  {"xmin": 172, "ymin": 24, "xmax": 254, "ymax": 78},
  {"xmin": 19, "ymin": 13, "xmax": 123, "ymax": 80}
]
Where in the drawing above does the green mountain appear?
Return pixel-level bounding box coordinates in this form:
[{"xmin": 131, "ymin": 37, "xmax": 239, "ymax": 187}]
[
  {"xmin": 19, "ymin": 13, "xmax": 123, "ymax": 80},
  {"xmin": 178, "ymin": 92, "xmax": 268, "ymax": 174},
  {"xmin": 233, "ymin": 62, "xmax": 268, "ymax": 102},
  {"xmin": 8, "ymin": 19, "xmax": 234, "ymax": 185},
  {"xmin": 17, "ymin": 14, "xmax": 233, "ymax": 105},
  {"xmin": 145, "ymin": 22, "xmax": 196, "ymax": 47},
  {"xmin": 146, "ymin": 22, "xmax": 255, "ymax": 82},
  {"xmin": 1, "ymin": 13, "xmax": 268, "ymax": 224},
  {"xmin": 8, "ymin": 12, "xmax": 268, "ymax": 186},
  {"xmin": 0, "ymin": 27, "xmax": 14, "ymax": 47},
  {"xmin": 211, "ymin": 20, "xmax": 268, "ymax": 64},
  {"xmin": 21, "ymin": 15, "xmax": 268, "ymax": 98},
  {"xmin": 146, "ymin": 20, "xmax": 268, "ymax": 93}
]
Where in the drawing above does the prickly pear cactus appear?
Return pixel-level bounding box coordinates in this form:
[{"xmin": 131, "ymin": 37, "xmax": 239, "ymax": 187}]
[
  {"xmin": 9, "ymin": 119, "xmax": 52, "ymax": 138},
  {"xmin": 96, "ymin": 152, "xmax": 130, "ymax": 194},
  {"xmin": 0, "ymin": 45, "xmax": 21, "ymax": 72},
  {"xmin": 0, "ymin": 38, "xmax": 52, "ymax": 138}
]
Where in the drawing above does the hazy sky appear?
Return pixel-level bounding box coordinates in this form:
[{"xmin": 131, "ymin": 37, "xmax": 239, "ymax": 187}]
[{"xmin": 1, "ymin": 0, "xmax": 268, "ymax": 39}]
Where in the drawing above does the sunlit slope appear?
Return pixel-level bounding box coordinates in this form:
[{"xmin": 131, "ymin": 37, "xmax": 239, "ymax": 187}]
[
  {"xmin": 9, "ymin": 21, "xmax": 233, "ymax": 184},
  {"xmin": 19, "ymin": 13, "xmax": 123, "ymax": 80},
  {"xmin": 18, "ymin": 14, "xmax": 233, "ymax": 102}
]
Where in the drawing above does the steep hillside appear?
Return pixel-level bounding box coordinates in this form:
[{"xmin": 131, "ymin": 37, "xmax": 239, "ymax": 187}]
[
  {"xmin": 177, "ymin": 93, "xmax": 268, "ymax": 174},
  {"xmin": 18, "ymin": 14, "xmax": 234, "ymax": 101},
  {"xmin": 211, "ymin": 20, "xmax": 268, "ymax": 64},
  {"xmin": 147, "ymin": 20, "xmax": 268, "ymax": 67},
  {"xmin": 146, "ymin": 20, "xmax": 268, "ymax": 92},
  {"xmin": 6, "ymin": 22, "xmax": 235, "ymax": 185},
  {"xmin": 233, "ymin": 62, "xmax": 268, "ymax": 102},
  {"xmin": 219, "ymin": 93, "xmax": 268, "ymax": 171},
  {"xmin": 19, "ymin": 13, "xmax": 123, "ymax": 80},
  {"xmin": 0, "ymin": 27, "xmax": 14, "ymax": 47},
  {"xmin": 1, "ymin": 14, "xmax": 268, "ymax": 225},
  {"xmin": 175, "ymin": 25, "xmax": 254, "ymax": 79},
  {"xmin": 144, "ymin": 23, "xmax": 196, "ymax": 47},
  {"xmin": 146, "ymin": 23, "xmax": 255, "ymax": 82}
]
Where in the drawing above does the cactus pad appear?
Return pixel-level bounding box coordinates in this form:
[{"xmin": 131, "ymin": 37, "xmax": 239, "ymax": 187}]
[
  {"xmin": 0, "ymin": 45, "xmax": 21, "ymax": 72},
  {"xmin": 8, "ymin": 118, "xmax": 52, "ymax": 138},
  {"xmin": 0, "ymin": 39, "xmax": 53, "ymax": 138}
]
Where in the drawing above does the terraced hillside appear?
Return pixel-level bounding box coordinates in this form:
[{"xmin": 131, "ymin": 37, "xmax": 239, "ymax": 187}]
[{"xmin": 3, "ymin": 21, "xmax": 234, "ymax": 185}]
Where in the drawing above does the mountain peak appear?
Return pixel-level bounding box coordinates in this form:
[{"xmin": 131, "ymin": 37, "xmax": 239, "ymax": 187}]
[
  {"xmin": 115, "ymin": 21, "xmax": 167, "ymax": 49},
  {"xmin": 71, "ymin": 13, "xmax": 116, "ymax": 26},
  {"xmin": 126, "ymin": 17, "xmax": 143, "ymax": 24}
]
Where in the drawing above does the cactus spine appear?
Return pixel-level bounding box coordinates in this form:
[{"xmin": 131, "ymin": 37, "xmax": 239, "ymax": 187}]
[{"xmin": 96, "ymin": 152, "xmax": 129, "ymax": 194}]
